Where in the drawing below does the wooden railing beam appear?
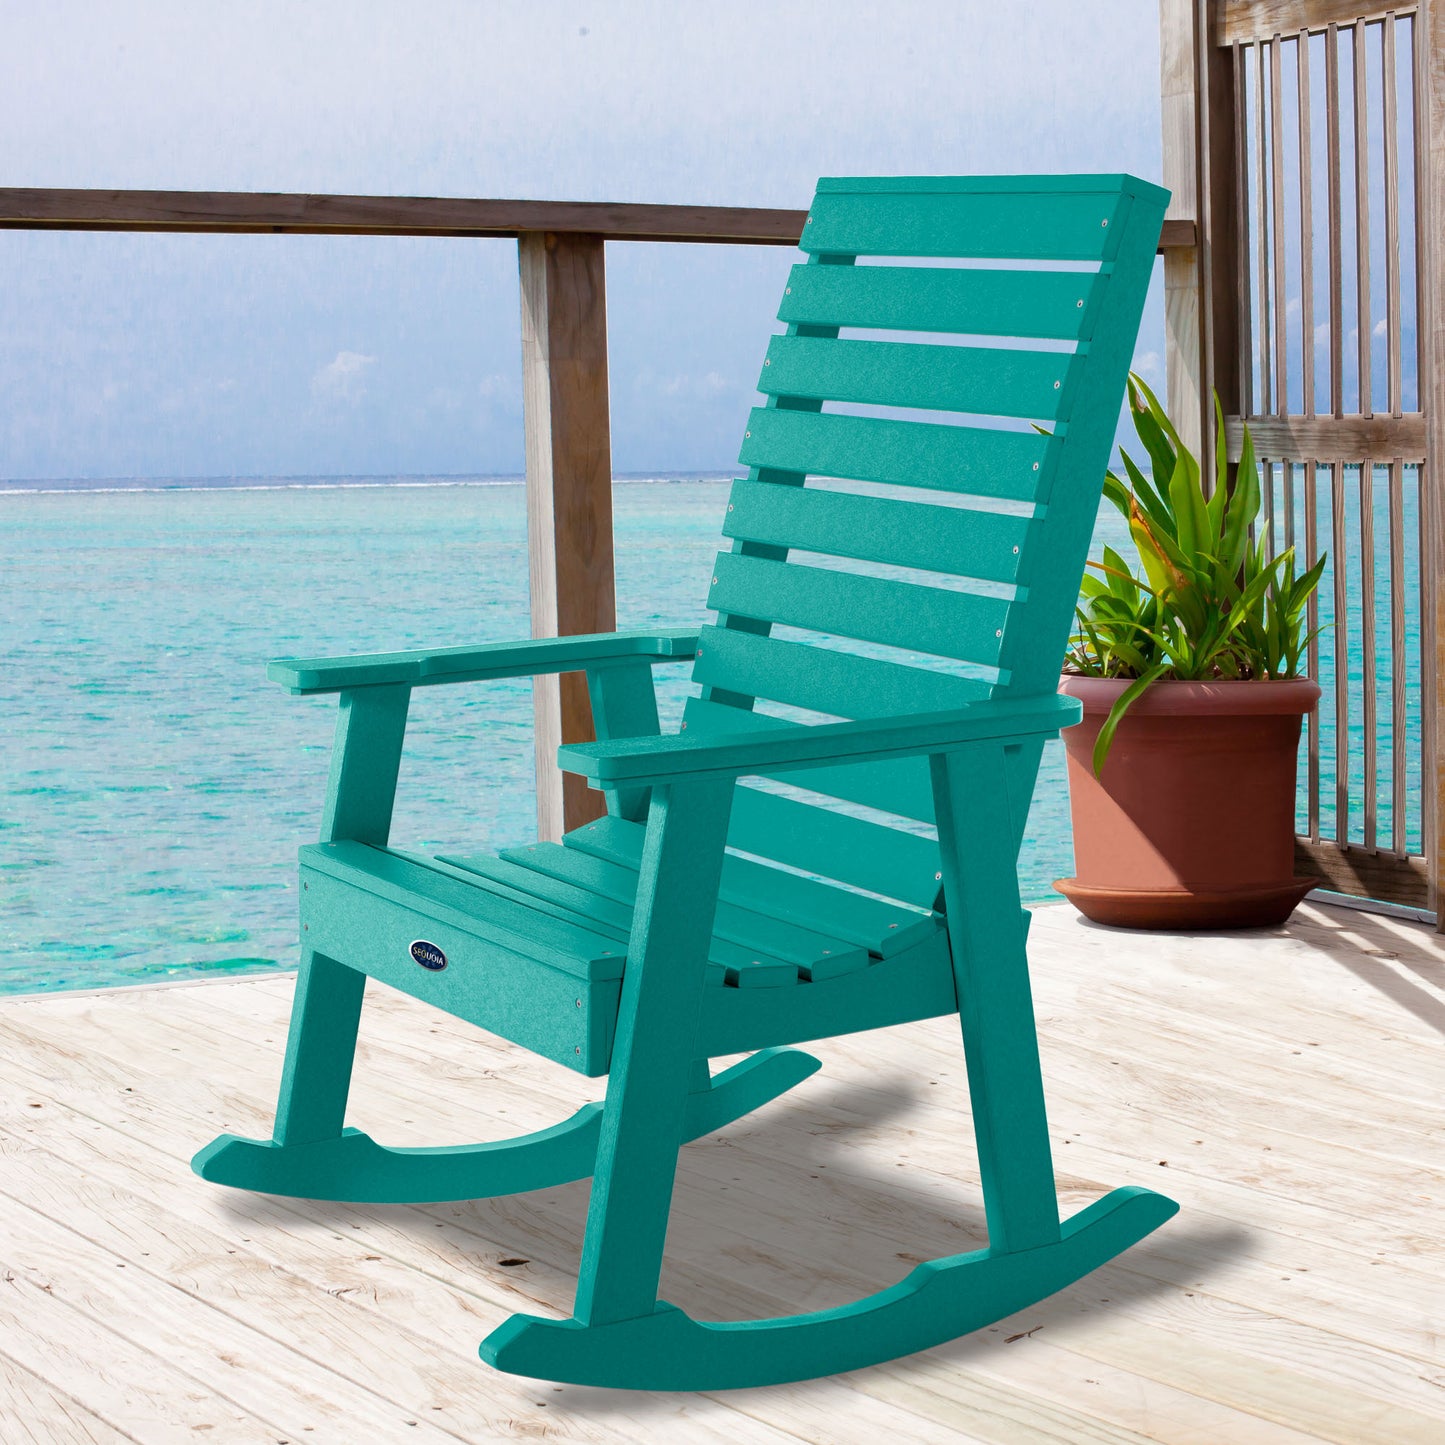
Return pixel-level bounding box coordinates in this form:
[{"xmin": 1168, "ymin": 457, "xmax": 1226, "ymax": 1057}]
[
  {"xmin": 1217, "ymin": 0, "xmax": 1420, "ymax": 47},
  {"xmin": 0, "ymin": 189, "xmax": 809, "ymax": 244}
]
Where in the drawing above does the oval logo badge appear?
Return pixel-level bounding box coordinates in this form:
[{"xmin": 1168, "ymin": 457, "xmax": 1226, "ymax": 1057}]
[{"xmin": 410, "ymin": 939, "xmax": 447, "ymax": 971}]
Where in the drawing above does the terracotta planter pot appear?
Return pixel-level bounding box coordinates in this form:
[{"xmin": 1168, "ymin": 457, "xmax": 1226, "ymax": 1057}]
[{"xmin": 1054, "ymin": 675, "xmax": 1321, "ymax": 930}]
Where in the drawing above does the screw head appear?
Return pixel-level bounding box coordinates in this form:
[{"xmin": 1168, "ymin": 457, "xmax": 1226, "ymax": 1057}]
[
  {"xmin": 1054, "ymin": 380, "xmax": 1061, "ymax": 390},
  {"xmin": 1101, "ymin": 218, "xmax": 1109, "ymax": 227},
  {"xmin": 785, "ymin": 286, "xmax": 792, "ymax": 294},
  {"xmin": 935, "ymin": 872, "xmax": 942, "ymax": 881},
  {"xmin": 1012, "ymin": 545, "xmax": 1020, "ymax": 554},
  {"xmin": 764, "ymin": 358, "xmax": 771, "ymax": 366},
  {"xmin": 745, "ymin": 430, "xmax": 751, "ymax": 438},
  {"xmin": 1033, "ymin": 462, "xmax": 1040, "ymax": 470},
  {"xmin": 1077, "ymin": 298, "xmax": 1084, "ymax": 307}
]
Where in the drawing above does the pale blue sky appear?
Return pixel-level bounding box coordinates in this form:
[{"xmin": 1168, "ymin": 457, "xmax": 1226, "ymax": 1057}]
[{"xmin": 0, "ymin": 1, "xmax": 1165, "ymax": 480}]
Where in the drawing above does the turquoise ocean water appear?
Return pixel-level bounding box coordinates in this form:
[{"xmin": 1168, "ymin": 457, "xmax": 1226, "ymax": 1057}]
[{"xmin": 0, "ymin": 474, "xmax": 1423, "ymax": 994}]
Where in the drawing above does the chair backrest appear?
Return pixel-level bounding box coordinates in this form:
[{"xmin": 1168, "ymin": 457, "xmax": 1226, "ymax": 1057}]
[{"xmin": 685, "ymin": 174, "xmax": 1168, "ymax": 910}]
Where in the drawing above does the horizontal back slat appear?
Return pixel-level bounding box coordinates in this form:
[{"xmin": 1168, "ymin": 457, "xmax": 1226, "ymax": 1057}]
[
  {"xmin": 693, "ymin": 623, "xmax": 991, "ymax": 718},
  {"xmin": 739, "ymin": 408, "xmax": 1054, "ymax": 501},
  {"xmin": 683, "ymin": 697, "xmax": 936, "ymax": 822},
  {"xmin": 676, "ymin": 174, "xmax": 1166, "ymax": 914},
  {"xmin": 724, "ymin": 477, "xmax": 1032, "ymax": 584},
  {"xmin": 778, "ymin": 263, "xmax": 1102, "ymax": 339},
  {"xmin": 709, "ymin": 551, "xmax": 1009, "ymax": 669},
  {"xmin": 761, "ymin": 334, "xmax": 1075, "ymax": 418},
  {"xmin": 728, "ymin": 784, "xmax": 941, "ymax": 907},
  {"xmin": 803, "ymin": 183, "xmax": 1130, "ymax": 260}
]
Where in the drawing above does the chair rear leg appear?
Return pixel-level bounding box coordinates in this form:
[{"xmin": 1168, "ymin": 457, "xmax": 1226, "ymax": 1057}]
[{"xmin": 931, "ymin": 744, "xmax": 1061, "ymax": 1253}]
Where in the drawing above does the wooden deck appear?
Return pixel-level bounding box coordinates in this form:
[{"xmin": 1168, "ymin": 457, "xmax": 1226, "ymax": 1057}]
[{"xmin": 0, "ymin": 900, "xmax": 1440, "ymax": 1443}]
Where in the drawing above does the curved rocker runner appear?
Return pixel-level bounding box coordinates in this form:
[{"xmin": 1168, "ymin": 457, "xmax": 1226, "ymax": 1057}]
[
  {"xmin": 191, "ymin": 1047, "xmax": 819, "ymax": 1204},
  {"xmin": 193, "ymin": 172, "xmax": 1178, "ymax": 1390}
]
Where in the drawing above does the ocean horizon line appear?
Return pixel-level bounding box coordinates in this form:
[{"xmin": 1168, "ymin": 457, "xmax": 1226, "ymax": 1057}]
[{"xmin": 0, "ymin": 469, "xmax": 736, "ymax": 497}]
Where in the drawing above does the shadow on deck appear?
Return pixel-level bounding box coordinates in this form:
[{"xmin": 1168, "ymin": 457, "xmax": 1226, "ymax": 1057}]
[{"xmin": 0, "ymin": 901, "xmax": 1440, "ymax": 1442}]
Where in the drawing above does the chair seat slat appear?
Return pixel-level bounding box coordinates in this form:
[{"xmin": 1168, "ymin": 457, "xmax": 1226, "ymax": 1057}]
[
  {"xmin": 438, "ymin": 851, "xmax": 829, "ymax": 986},
  {"xmin": 779, "ymin": 263, "xmax": 1100, "ymax": 339},
  {"xmin": 496, "ymin": 841, "xmax": 869, "ymax": 982},
  {"xmin": 724, "ymin": 476, "xmax": 1032, "ymax": 584},
  {"xmin": 567, "ymin": 815, "xmax": 941, "ymax": 958},
  {"xmin": 709, "ymin": 551, "xmax": 1009, "ymax": 670},
  {"xmin": 761, "ymin": 334, "xmax": 1075, "ymax": 419},
  {"xmin": 739, "ymin": 408, "xmax": 1052, "ymax": 501},
  {"xmin": 302, "ymin": 843, "xmax": 624, "ymax": 981}
]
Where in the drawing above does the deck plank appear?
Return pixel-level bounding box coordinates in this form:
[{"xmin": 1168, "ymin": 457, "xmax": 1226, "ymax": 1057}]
[
  {"xmin": 0, "ymin": 902, "xmax": 1440, "ymax": 1443},
  {"xmin": 0, "ymin": 1352, "xmax": 134, "ymax": 1445}
]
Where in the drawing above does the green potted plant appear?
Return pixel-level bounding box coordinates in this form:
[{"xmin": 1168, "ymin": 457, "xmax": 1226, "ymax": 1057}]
[{"xmin": 1055, "ymin": 375, "xmax": 1327, "ymax": 930}]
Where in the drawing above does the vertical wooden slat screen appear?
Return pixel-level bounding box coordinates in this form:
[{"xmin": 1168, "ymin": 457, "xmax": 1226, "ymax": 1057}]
[
  {"xmin": 1414, "ymin": 3, "xmax": 1440, "ymax": 903},
  {"xmin": 1193, "ymin": 1, "xmax": 1432, "ymax": 910},
  {"xmin": 1389, "ymin": 458, "xmax": 1408, "ymax": 853},
  {"xmin": 1283, "ymin": 455, "xmax": 1297, "ymax": 550},
  {"xmin": 1360, "ymin": 458, "xmax": 1379, "ymax": 849},
  {"xmin": 1305, "ymin": 459, "xmax": 1323, "ymax": 842},
  {"xmin": 1237, "ymin": 39, "xmax": 1256, "ymax": 417},
  {"xmin": 1299, "ymin": 29, "xmax": 1317, "ymax": 417},
  {"xmin": 1270, "ymin": 40, "xmax": 1289, "ymax": 411},
  {"xmin": 1327, "ymin": 25, "xmax": 1345, "ymax": 419},
  {"xmin": 1354, "ymin": 27, "xmax": 1372, "ymax": 416},
  {"xmin": 1257, "ymin": 42, "xmax": 1274, "ymax": 411},
  {"xmin": 1383, "ymin": 15, "xmax": 1402, "ymax": 414}
]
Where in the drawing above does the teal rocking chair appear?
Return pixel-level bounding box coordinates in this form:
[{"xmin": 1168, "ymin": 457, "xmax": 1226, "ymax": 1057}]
[{"xmin": 194, "ymin": 174, "xmax": 1177, "ymax": 1390}]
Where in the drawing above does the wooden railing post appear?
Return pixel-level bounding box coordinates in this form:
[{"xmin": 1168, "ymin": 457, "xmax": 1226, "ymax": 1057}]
[
  {"xmin": 1161, "ymin": 0, "xmax": 1207, "ymax": 462},
  {"xmin": 1421, "ymin": 0, "xmax": 1445, "ymax": 924},
  {"xmin": 518, "ymin": 230, "xmax": 616, "ymax": 841},
  {"xmin": 1161, "ymin": 0, "xmax": 1240, "ymax": 475}
]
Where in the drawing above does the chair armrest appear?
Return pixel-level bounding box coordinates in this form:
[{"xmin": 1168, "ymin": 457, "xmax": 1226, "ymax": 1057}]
[
  {"xmin": 267, "ymin": 629, "xmax": 700, "ymax": 696},
  {"xmin": 558, "ymin": 694, "xmax": 1081, "ymax": 787}
]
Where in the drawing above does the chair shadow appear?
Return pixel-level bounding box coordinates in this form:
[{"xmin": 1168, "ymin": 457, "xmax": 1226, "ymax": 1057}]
[{"xmin": 223, "ymin": 1068, "xmax": 1252, "ymax": 1414}]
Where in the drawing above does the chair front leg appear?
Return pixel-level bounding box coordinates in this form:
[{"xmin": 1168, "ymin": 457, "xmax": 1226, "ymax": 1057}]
[
  {"xmin": 274, "ymin": 683, "xmax": 410, "ymax": 1146},
  {"xmin": 572, "ymin": 775, "xmax": 735, "ymax": 1327}
]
